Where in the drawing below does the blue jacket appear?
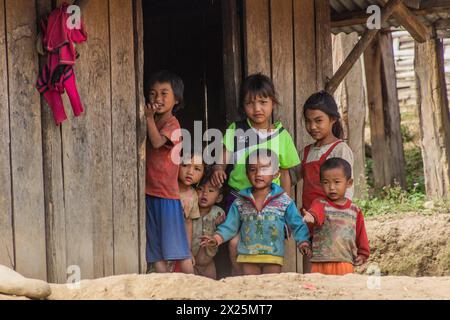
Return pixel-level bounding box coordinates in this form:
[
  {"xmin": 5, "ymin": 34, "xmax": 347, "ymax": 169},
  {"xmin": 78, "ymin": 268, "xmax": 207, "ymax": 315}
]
[{"xmin": 216, "ymin": 184, "xmax": 310, "ymax": 257}]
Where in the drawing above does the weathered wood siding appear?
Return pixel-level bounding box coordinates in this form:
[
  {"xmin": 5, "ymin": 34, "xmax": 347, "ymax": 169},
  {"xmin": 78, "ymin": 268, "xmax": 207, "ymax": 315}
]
[
  {"xmin": 0, "ymin": 0, "xmax": 145, "ymax": 282},
  {"xmin": 243, "ymin": 0, "xmax": 332, "ymax": 273}
]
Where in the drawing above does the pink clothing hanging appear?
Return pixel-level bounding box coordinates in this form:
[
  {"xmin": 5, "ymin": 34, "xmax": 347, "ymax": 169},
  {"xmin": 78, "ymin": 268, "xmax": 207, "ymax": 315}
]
[{"xmin": 37, "ymin": 2, "xmax": 87, "ymax": 125}]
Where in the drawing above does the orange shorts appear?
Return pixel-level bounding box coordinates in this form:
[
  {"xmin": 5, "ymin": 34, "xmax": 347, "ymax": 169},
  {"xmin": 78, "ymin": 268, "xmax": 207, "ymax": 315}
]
[{"xmin": 311, "ymin": 262, "xmax": 354, "ymax": 275}]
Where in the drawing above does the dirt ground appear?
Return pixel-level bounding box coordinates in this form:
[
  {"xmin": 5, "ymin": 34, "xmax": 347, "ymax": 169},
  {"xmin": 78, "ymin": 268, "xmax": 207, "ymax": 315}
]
[
  {"xmin": 1, "ymin": 212, "xmax": 449, "ymax": 300},
  {"xmin": 358, "ymin": 212, "xmax": 450, "ymax": 277}
]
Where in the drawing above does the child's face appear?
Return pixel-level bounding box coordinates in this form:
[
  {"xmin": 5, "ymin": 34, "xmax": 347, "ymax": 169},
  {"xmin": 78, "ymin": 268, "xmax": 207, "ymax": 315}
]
[
  {"xmin": 148, "ymin": 82, "xmax": 178, "ymax": 115},
  {"xmin": 246, "ymin": 156, "xmax": 279, "ymax": 190},
  {"xmin": 321, "ymin": 168, "xmax": 353, "ymax": 202},
  {"xmin": 244, "ymin": 94, "xmax": 273, "ymax": 127},
  {"xmin": 178, "ymin": 155, "xmax": 205, "ymax": 187},
  {"xmin": 305, "ymin": 109, "xmax": 336, "ymax": 141},
  {"xmin": 197, "ymin": 181, "xmax": 222, "ymax": 209}
]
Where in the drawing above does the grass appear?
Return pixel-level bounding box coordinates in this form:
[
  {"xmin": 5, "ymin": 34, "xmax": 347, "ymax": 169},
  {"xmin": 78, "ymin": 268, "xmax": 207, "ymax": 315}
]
[{"xmin": 356, "ymin": 124, "xmax": 450, "ymax": 217}]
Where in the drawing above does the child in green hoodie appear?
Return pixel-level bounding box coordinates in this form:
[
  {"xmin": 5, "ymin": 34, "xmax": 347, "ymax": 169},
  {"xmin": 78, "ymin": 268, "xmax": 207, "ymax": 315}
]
[{"xmin": 201, "ymin": 149, "xmax": 311, "ymax": 275}]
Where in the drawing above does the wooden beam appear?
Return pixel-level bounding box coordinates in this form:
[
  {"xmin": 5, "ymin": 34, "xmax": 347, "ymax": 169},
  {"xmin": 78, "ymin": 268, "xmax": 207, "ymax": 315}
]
[
  {"xmin": 331, "ymin": 3, "xmax": 450, "ymax": 30},
  {"xmin": 326, "ymin": 0, "xmax": 402, "ymax": 93},
  {"xmin": 389, "ymin": 1, "xmax": 431, "ymax": 42}
]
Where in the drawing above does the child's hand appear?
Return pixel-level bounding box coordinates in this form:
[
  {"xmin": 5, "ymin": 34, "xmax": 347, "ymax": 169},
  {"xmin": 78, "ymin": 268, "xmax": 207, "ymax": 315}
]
[
  {"xmin": 211, "ymin": 166, "xmax": 227, "ymax": 187},
  {"xmin": 200, "ymin": 235, "xmax": 218, "ymax": 248},
  {"xmin": 298, "ymin": 242, "xmax": 312, "ymax": 258},
  {"xmin": 145, "ymin": 103, "xmax": 157, "ymax": 118},
  {"xmin": 191, "ymin": 256, "xmax": 196, "ymax": 267},
  {"xmin": 215, "ymin": 214, "xmax": 226, "ymax": 226},
  {"xmin": 355, "ymin": 255, "xmax": 367, "ymax": 266},
  {"xmin": 302, "ymin": 209, "xmax": 315, "ymax": 225}
]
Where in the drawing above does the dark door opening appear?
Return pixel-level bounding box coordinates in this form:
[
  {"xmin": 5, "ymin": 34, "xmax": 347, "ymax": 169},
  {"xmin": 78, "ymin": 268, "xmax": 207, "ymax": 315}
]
[
  {"xmin": 143, "ymin": 0, "xmax": 234, "ymax": 279},
  {"xmin": 143, "ymin": 0, "xmax": 227, "ymax": 136}
]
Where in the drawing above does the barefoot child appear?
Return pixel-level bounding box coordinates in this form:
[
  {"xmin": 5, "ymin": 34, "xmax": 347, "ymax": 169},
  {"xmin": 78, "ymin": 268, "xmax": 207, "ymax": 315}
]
[
  {"xmin": 202, "ymin": 149, "xmax": 310, "ymax": 275},
  {"xmin": 145, "ymin": 70, "xmax": 194, "ymax": 274},
  {"xmin": 211, "ymin": 73, "xmax": 300, "ymax": 275},
  {"xmin": 192, "ymin": 172, "xmax": 226, "ymax": 279},
  {"xmin": 303, "ymin": 158, "xmax": 370, "ymax": 275}
]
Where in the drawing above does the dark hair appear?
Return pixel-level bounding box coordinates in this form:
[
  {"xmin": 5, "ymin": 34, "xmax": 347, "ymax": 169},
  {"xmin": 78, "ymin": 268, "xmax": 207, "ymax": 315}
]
[
  {"xmin": 303, "ymin": 90, "xmax": 344, "ymax": 139},
  {"xmin": 245, "ymin": 149, "xmax": 279, "ymax": 174},
  {"xmin": 239, "ymin": 73, "xmax": 280, "ymax": 117},
  {"xmin": 146, "ymin": 70, "xmax": 185, "ymax": 114},
  {"xmin": 320, "ymin": 158, "xmax": 352, "ymax": 181},
  {"xmin": 198, "ymin": 166, "xmax": 223, "ymax": 194}
]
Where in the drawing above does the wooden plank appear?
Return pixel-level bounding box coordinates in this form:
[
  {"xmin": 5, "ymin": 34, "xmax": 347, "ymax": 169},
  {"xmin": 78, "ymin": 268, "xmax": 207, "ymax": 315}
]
[
  {"xmin": 315, "ymin": 0, "xmax": 333, "ymax": 90},
  {"xmin": 326, "ymin": 0, "xmax": 403, "ymax": 93},
  {"xmin": 222, "ymin": 0, "xmax": 242, "ymax": 124},
  {"xmin": 61, "ymin": 0, "xmax": 113, "ymax": 279},
  {"xmin": 37, "ymin": 0, "xmax": 68, "ymax": 284},
  {"xmin": 379, "ymin": 32, "xmax": 406, "ymax": 188},
  {"xmin": 0, "ymin": 0, "xmax": 14, "ymax": 270},
  {"xmin": 332, "ymin": 33, "xmax": 367, "ymax": 198},
  {"xmin": 364, "ymin": 33, "xmax": 406, "ymax": 189},
  {"xmin": 243, "ymin": 0, "xmax": 271, "ymax": 76},
  {"xmin": 294, "ymin": 0, "xmax": 316, "ymax": 274},
  {"xmin": 110, "ymin": 0, "xmax": 139, "ymax": 275},
  {"xmin": 5, "ymin": 0, "xmax": 47, "ymax": 280},
  {"xmin": 133, "ymin": 0, "xmax": 147, "ymax": 274},
  {"xmin": 270, "ymin": 0, "xmax": 297, "ymax": 273},
  {"xmin": 390, "ymin": 2, "xmax": 431, "ymax": 43},
  {"xmin": 415, "ymin": 37, "xmax": 450, "ymax": 197}
]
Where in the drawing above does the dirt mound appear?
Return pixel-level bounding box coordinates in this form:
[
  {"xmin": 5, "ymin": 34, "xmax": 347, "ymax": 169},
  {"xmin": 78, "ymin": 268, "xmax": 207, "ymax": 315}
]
[
  {"xmin": 358, "ymin": 213, "xmax": 450, "ymax": 277},
  {"xmin": 48, "ymin": 273, "xmax": 450, "ymax": 300}
]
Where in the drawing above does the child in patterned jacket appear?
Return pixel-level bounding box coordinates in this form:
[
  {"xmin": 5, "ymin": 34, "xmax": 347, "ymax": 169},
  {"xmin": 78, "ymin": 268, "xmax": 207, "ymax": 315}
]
[
  {"xmin": 201, "ymin": 149, "xmax": 311, "ymax": 275},
  {"xmin": 302, "ymin": 158, "xmax": 370, "ymax": 275}
]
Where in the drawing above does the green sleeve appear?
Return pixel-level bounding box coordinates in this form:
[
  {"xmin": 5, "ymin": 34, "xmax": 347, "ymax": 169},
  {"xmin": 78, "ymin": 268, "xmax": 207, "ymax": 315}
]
[
  {"xmin": 223, "ymin": 122, "xmax": 236, "ymax": 152},
  {"xmin": 279, "ymin": 131, "xmax": 301, "ymax": 169}
]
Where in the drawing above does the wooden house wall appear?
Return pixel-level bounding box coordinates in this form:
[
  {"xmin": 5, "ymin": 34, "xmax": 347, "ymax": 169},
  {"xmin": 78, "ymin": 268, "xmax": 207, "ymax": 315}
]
[
  {"xmin": 0, "ymin": 0, "xmax": 146, "ymax": 282},
  {"xmin": 0, "ymin": 0, "xmax": 335, "ymax": 280},
  {"xmin": 242, "ymin": 0, "xmax": 332, "ymax": 272}
]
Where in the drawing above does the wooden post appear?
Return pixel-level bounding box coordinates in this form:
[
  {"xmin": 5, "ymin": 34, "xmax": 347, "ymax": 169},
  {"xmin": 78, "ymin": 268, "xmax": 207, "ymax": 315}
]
[
  {"xmin": 133, "ymin": 0, "xmax": 147, "ymax": 274},
  {"xmin": 364, "ymin": 32, "xmax": 406, "ymax": 190},
  {"xmin": 415, "ymin": 35, "xmax": 450, "ymax": 198},
  {"xmin": 222, "ymin": 0, "xmax": 242, "ymax": 124},
  {"xmin": 332, "ymin": 33, "xmax": 367, "ymax": 198},
  {"xmin": 271, "ymin": 0, "xmax": 297, "ymax": 273},
  {"xmin": 0, "ymin": 0, "xmax": 15, "ymax": 270},
  {"xmin": 38, "ymin": 0, "xmax": 68, "ymax": 284},
  {"xmin": 5, "ymin": 0, "xmax": 47, "ymax": 280},
  {"xmin": 110, "ymin": 0, "xmax": 140, "ymax": 275},
  {"xmin": 294, "ymin": 0, "xmax": 316, "ymax": 274}
]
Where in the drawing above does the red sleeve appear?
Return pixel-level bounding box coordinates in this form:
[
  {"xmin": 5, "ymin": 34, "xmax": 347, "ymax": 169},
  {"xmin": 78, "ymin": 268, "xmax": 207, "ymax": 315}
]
[
  {"xmin": 356, "ymin": 209, "xmax": 370, "ymax": 258},
  {"xmin": 160, "ymin": 118, "xmax": 181, "ymax": 147},
  {"xmin": 309, "ymin": 199, "xmax": 326, "ymax": 227}
]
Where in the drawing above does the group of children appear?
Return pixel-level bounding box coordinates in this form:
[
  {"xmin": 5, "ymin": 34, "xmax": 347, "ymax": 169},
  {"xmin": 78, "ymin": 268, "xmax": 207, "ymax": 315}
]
[{"xmin": 145, "ymin": 70, "xmax": 370, "ymax": 279}]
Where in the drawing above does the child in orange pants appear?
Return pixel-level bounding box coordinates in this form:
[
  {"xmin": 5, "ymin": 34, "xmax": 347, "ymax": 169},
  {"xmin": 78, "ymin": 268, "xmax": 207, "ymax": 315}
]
[{"xmin": 303, "ymin": 158, "xmax": 370, "ymax": 275}]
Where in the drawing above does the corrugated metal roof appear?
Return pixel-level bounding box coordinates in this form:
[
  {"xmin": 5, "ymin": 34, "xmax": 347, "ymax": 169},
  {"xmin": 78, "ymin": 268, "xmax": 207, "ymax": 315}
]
[{"xmin": 330, "ymin": 0, "xmax": 450, "ymax": 34}]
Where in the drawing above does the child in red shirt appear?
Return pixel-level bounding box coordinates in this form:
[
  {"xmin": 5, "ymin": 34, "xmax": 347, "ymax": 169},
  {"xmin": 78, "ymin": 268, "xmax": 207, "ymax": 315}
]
[
  {"xmin": 303, "ymin": 158, "xmax": 369, "ymax": 275},
  {"xmin": 145, "ymin": 70, "xmax": 194, "ymax": 274}
]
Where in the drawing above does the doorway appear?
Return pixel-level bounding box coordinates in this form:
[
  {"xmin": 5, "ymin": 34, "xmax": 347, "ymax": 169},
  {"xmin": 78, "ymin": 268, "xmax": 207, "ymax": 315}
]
[{"xmin": 143, "ymin": 0, "xmax": 227, "ymax": 135}]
